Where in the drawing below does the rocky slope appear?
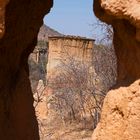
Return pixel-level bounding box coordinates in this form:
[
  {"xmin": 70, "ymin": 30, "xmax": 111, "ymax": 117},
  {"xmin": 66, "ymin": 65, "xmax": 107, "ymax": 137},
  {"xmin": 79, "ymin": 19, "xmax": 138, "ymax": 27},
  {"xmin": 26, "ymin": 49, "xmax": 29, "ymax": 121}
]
[
  {"xmin": 38, "ymin": 24, "xmax": 63, "ymax": 41},
  {"xmin": 94, "ymin": 0, "xmax": 140, "ymax": 84}
]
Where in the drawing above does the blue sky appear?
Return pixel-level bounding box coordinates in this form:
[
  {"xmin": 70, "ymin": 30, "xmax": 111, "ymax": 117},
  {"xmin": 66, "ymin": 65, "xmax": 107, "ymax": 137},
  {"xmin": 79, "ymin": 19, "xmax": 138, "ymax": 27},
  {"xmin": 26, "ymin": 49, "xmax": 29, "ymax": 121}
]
[{"xmin": 44, "ymin": 0, "xmax": 98, "ymax": 38}]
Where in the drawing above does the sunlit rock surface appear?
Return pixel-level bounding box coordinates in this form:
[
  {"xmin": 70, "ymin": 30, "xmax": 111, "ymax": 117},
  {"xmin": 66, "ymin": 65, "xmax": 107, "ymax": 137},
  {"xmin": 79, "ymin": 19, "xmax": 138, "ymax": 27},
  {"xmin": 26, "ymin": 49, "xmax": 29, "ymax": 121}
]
[{"xmin": 92, "ymin": 80, "xmax": 140, "ymax": 140}]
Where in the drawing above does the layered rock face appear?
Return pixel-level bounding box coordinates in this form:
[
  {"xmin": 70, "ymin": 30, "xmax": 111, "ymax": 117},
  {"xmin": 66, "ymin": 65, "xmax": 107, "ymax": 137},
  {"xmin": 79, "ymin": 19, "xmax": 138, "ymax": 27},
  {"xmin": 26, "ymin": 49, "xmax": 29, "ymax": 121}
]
[
  {"xmin": 0, "ymin": 0, "xmax": 53, "ymax": 140},
  {"xmin": 93, "ymin": 0, "xmax": 140, "ymax": 139}
]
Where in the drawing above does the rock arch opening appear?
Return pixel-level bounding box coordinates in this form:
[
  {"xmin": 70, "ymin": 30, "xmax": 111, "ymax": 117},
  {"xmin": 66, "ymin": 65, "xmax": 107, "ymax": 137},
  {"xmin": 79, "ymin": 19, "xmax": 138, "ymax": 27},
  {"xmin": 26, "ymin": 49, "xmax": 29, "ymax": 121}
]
[{"xmin": 29, "ymin": 0, "xmax": 117, "ymax": 139}]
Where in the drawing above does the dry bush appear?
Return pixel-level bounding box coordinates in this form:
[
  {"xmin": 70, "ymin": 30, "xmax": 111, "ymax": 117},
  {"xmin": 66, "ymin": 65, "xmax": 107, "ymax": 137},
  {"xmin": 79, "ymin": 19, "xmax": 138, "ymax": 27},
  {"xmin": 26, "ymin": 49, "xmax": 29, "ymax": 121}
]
[
  {"xmin": 47, "ymin": 44, "xmax": 117, "ymax": 129},
  {"xmin": 91, "ymin": 18, "xmax": 113, "ymax": 45}
]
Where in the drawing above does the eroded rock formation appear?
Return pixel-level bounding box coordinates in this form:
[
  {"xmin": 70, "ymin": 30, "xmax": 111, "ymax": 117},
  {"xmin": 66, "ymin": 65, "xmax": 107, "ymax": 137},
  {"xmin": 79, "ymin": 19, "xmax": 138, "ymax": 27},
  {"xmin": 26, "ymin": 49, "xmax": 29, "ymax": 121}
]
[
  {"xmin": 93, "ymin": 0, "xmax": 140, "ymax": 139},
  {"xmin": 0, "ymin": 0, "xmax": 140, "ymax": 139},
  {"xmin": 47, "ymin": 36, "xmax": 94, "ymax": 81},
  {"xmin": 29, "ymin": 25, "xmax": 62, "ymax": 92},
  {"xmin": 94, "ymin": 0, "xmax": 140, "ymax": 84},
  {"xmin": 0, "ymin": 0, "xmax": 53, "ymax": 140},
  {"xmin": 92, "ymin": 80, "xmax": 140, "ymax": 140}
]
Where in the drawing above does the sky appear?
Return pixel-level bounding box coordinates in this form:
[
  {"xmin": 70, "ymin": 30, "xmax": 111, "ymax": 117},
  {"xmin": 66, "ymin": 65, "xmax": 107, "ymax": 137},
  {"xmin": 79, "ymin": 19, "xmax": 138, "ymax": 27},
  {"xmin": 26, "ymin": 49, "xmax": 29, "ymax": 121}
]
[{"xmin": 43, "ymin": 0, "xmax": 98, "ymax": 38}]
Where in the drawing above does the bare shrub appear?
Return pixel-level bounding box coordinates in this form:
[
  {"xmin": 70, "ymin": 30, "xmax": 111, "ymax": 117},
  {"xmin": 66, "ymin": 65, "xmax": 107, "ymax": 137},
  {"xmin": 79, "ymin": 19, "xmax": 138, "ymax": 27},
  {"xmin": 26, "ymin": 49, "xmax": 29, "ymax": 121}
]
[
  {"xmin": 91, "ymin": 18, "xmax": 113, "ymax": 45},
  {"xmin": 47, "ymin": 44, "xmax": 117, "ymax": 129}
]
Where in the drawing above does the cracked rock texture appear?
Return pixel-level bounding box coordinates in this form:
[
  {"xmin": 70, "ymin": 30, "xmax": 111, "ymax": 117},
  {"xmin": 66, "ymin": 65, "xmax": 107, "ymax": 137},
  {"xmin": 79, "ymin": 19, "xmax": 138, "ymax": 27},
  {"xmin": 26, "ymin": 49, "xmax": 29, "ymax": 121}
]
[
  {"xmin": 93, "ymin": 0, "xmax": 140, "ymax": 139},
  {"xmin": 100, "ymin": 0, "xmax": 140, "ymax": 29},
  {"xmin": 92, "ymin": 80, "xmax": 140, "ymax": 140},
  {"xmin": 0, "ymin": 0, "xmax": 53, "ymax": 140}
]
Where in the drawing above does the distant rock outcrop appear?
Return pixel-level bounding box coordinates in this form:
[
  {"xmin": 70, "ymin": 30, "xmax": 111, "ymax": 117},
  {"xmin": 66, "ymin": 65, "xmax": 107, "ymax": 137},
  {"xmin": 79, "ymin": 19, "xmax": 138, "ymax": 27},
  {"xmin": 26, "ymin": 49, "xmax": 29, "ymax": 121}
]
[
  {"xmin": 38, "ymin": 24, "xmax": 63, "ymax": 41},
  {"xmin": 29, "ymin": 25, "xmax": 62, "ymax": 92}
]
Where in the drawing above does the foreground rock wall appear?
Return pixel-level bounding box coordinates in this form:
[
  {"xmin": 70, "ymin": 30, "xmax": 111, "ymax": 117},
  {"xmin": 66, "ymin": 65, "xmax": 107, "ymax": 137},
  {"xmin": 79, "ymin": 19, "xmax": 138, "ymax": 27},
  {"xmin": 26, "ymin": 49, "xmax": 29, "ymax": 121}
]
[
  {"xmin": 94, "ymin": 0, "xmax": 140, "ymax": 84},
  {"xmin": 92, "ymin": 80, "xmax": 140, "ymax": 140},
  {"xmin": 93, "ymin": 0, "xmax": 140, "ymax": 139},
  {"xmin": 0, "ymin": 0, "xmax": 53, "ymax": 140}
]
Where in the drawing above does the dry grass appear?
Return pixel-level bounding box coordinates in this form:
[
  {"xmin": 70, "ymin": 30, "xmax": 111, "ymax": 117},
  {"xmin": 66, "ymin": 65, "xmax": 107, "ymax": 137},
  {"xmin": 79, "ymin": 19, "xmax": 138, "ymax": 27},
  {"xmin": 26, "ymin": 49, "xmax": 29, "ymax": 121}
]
[{"xmin": 39, "ymin": 119, "xmax": 93, "ymax": 140}]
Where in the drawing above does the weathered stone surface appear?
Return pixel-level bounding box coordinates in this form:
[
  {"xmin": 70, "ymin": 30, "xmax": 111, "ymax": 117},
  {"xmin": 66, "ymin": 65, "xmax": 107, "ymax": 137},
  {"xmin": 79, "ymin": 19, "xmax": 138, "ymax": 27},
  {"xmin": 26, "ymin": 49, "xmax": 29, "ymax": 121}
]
[
  {"xmin": 92, "ymin": 80, "xmax": 140, "ymax": 140},
  {"xmin": 0, "ymin": 0, "xmax": 53, "ymax": 140},
  {"xmin": 93, "ymin": 0, "xmax": 140, "ymax": 139},
  {"xmin": 94, "ymin": 0, "xmax": 140, "ymax": 84},
  {"xmin": 100, "ymin": 0, "xmax": 140, "ymax": 30},
  {"xmin": 47, "ymin": 36, "xmax": 94, "ymax": 81}
]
